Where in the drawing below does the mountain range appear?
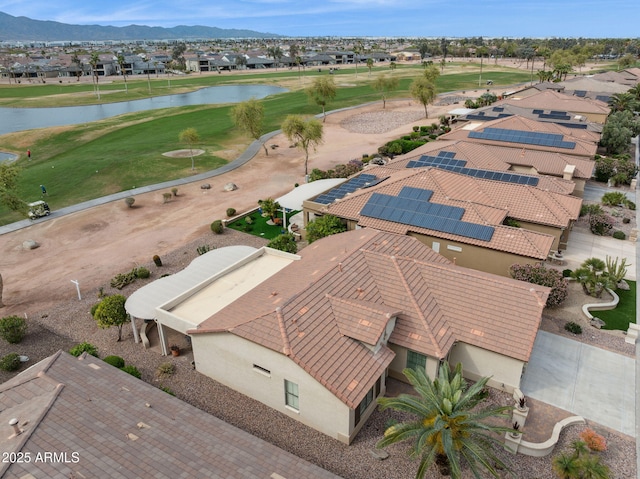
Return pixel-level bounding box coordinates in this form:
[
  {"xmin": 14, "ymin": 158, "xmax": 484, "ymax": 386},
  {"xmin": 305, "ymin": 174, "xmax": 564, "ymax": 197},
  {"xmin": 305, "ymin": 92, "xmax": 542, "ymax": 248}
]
[{"xmin": 0, "ymin": 12, "xmax": 281, "ymax": 42}]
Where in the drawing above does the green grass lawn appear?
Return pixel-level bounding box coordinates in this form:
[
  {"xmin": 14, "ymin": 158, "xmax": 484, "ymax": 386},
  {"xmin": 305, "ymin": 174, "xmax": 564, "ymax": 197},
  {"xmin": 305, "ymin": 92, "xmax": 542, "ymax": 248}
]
[
  {"xmin": 226, "ymin": 210, "xmax": 300, "ymax": 240},
  {"xmin": 593, "ymin": 280, "xmax": 637, "ymax": 331},
  {"xmin": 0, "ymin": 65, "xmax": 531, "ymax": 225}
]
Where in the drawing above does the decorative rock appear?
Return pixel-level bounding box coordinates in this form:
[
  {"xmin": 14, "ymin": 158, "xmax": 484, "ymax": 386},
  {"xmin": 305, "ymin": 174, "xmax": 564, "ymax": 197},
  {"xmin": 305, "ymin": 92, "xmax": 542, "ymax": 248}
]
[
  {"xmin": 223, "ymin": 182, "xmax": 238, "ymax": 192},
  {"xmin": 617, "ymin": 280, "xmax": 630, "ymax": 291},
  {"xmin": 590, "ymin": 318, "xmax": 605, "ymax": 329},
  {"xmin": 22, "ymin": 240, "xmax": 39, "ymax": 250},
  {"xmin": 200, "ymin": 183, "xmax": 211, "ymax": 189},
  {"xmin": 368, "ymin": 448, "xmax": 389, "ymax": 460}
]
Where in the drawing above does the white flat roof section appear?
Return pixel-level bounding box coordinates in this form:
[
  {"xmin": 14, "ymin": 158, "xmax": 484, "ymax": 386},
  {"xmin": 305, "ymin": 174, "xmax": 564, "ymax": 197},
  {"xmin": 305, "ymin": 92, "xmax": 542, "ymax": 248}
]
[
  {"xmin": 125, "ymin": 245, "xmax": 258, "ymax": 320},
  {"xmin": 277, "ymin": 178, "xmax": 346, "ymax": 210}
]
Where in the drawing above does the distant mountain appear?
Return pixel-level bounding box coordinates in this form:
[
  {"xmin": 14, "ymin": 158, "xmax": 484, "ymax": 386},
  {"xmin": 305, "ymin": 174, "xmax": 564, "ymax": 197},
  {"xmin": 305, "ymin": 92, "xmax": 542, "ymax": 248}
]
[{"xmin": 0, "ymin": 12, "xmax": 282, "ymax": 41}]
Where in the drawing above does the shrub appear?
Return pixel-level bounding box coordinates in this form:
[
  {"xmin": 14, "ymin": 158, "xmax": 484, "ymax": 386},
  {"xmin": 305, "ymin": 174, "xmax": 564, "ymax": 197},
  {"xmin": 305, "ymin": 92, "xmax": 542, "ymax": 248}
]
[
  {"xmin": 90, "ymin": 302, "xmax": 100, "ymax": 318},
  {"xmin": 245, "ymin": 216, "xmax": 253, "ymax": 224},
  {"xmin": 226, "ymin": 207, "xmax": 236, "ymax": 217},
  {"xmin": 69, "ymin": 342, "xmax": 99, "ymax": 357},
  {"xmin": 562, "ymin": 269, "xmax": 573, "ymax": 278},
  {"xmin": 601, "ymin": 191, "xmax": 627, "ymax": 206},
  {"xmin": 162, "ymin": 192, "xmax": 172, "ymax": 203},
  {"xmin": 94, "ymin": 295, "xmax": 130, "ymax": 342},
  {"xmin": 120, "ymin": 365, "xmax": 142, "ymax": 379},
  {"xmin": 589, "ymin": 213, "xmax": 614, "ymax": 236},
  {"xmin": 306, "ymin": 215, "xmax": 347, "ymax": 243},
  {"xmin": 580, "ymin": 428, "xmax": 607, "ymax": 452},
  {"xmin": 153, "ymin": 254, "xmax": 162, "ymax": 267},
  {"xmin": 267, "ymin": 233, "xmax": 297, "ymax": 254},
  {"xmin": 135, "ymin": 267, "xmax": 150, "ymax": 279},
  {"xmin": 159, "ymin": 385, "xmax": 176, "ymax": 396},
  {"xmin": 503, "ymin": 217, "xmax": 520, "ymax": 228},
  {"xmin": 103, "ymin": 355, "xmax": 125, "ymax": 368},
  {"xmin": 0, "ymin": 315, "xmax": 27, "ymax": 344},
  {"xmin": 0, "ymin": 353, "xmax": 21, "ymax": 372},
  {"xmin": 197, "ymin": 244, "xmax": 212, "ymax": 255},
  {"xmin": 243, "ymin": 224, "xmax": 253, "ymax": 232},
  {"xmin": 171, "ymin": 187, "xmax": 178, "ymax": 196},
  {"xmin": 124, "ymin": 197, "xmax": 135, "ymax": 208},
  {"xmin": 564, "ymin": 321, "xmax": 582, "ymax": 334},
  {"xmin": 210, "ymin": 220, "xmax": 224, "ymax": 234},
  {"xmin": 509, "ymin": 263, "xmax": 568, "ymax": 307},
  {"xmin": 156, "ymin": 362, "xmax": 176, "ymax": 377},
  {"xmin": 580, "ymin": 203, "xmax": 603, "ymax": 217},
  {"xmin": 626, "ymin": 200, "xmax": 636, "ymax": 210},
  {"xmin": 623, "ymin": 217, "xmax": 631, "ymax": 224},
  {"xmin": 612, "ymin": 230, "xmax": 626, "ymax": 240},
  {"xmin": 110, "ymin": 269, "xmax": 138, "ymax": 289}
]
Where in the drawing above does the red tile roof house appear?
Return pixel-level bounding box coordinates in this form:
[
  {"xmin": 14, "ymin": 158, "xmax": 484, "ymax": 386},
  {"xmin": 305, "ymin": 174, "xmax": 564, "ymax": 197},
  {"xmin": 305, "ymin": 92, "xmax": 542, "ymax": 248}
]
[
  {"xmin": 0, "ymin": 350, "xmax": 341, "ymax": 479},
  {"xmin": 303, "ymin": 167, "xmax": 582, "ymax": 276},
  {"xmin": 153, "ymin": 229, "xmax": 549, "ymax": 445},
  {"xmin": 387, "ymin": 139, "xmax": 595, "ymax": 197}
]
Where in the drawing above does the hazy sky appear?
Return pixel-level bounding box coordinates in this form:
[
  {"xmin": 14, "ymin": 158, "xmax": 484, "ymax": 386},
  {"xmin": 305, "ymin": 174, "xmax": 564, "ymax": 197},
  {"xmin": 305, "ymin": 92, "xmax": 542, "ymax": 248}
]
[{"xmin": 1, "ymin": 0, "xmax": 638, "ymax": 38}]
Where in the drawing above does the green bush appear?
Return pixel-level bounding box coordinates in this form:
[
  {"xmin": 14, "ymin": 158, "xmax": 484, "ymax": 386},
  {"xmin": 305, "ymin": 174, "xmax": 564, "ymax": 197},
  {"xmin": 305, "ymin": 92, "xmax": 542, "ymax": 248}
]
[
  {"xmin": 564, "ymin": 321, "xmax": 583, "ymax": 334},
  {"xmin": 135, "ymin": 267, "xmax": 150, "ymax": 279},
  {"xmin": 90, "ymin": 302, "xmax": 100, "ymax": 318},
  {"xmin": 562, "ymin": 269, "xmax": 573, "ymax": 278},
  {"xmin": 124, "ymin": 197, "xmax": 135, "ymax": 208},
  {"xmin": 626, "ymin": 200, "xmax": 636, "ymax": 210},
  {"xmin": 0, "ymin": 353, "xmax": 21, "ymax": 372},
  {"xmin": 226, "ymin": 208, "xmax": 236, "ymax": 217},
  {"xmin": 110, "ymin": 269, "xmax": 138, "ymax": 289},
  {"xmin": 613, "ymin": 230, "xmax": 626, "ymax": 240},
  {"xmin": 103, "ymin": 355, "xmax": 125, "ymax": 368},
  {"xmin": 306, "ymin": 215, "xmax": 347, "ymax": 243},
  {"xmin": 196, "ymin": 244, "xmax": 212, "ymax": 255},
  {"xmin": 0, "ymin": 315, "xmax": 27, "ymax": 344},
  {"xmin": 159, "ymin": 385, "xmax": 176, "ymax": 396},
  {"xmin": 120, "ymin": 365, "xmax": 142, "ymax": 379},
  {"xmin": 69, "ymin": 342, "xmax": 99, "ymax": 357},
  {"xmin": 211, "ymin": 220, "xmax": 224, "ymax": 234},
  {"xmin": 267, "ymin": 233, "xmax": 298, "ymax": 254},
  {"xmin": 245, "ymin": 216, "xmax": 253, "ymax": 224},
  {"xmin": 580, "ymin": 203, "xmax": 603, "ymax": 217},
  {"xmin": 156, "ymin": 362, "xmax": 176, "ymax": 377},
  {"xmin": 153, "ymin": 254, "xmax": 163, "ymax": 267},
  {"xmin": 601, "ymin": 191, "xmax": 628, "ymax": 206}
]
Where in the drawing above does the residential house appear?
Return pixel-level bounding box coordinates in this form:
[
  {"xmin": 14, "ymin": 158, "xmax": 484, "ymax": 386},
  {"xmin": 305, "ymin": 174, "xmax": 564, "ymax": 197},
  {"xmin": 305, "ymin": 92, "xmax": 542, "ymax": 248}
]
[
  {"xmin": 0, "ymin": 351, "xmax": 341, "ymax": 478},
  {"xmin": 303, "ymin": 167, "xmax": 581, "ymax": 275},
  {"xmin": 388, "ymin": 139, "xmax": 595, "ymax": 196},
  {"xmin": 144, "ymin": 230, "xmax": 549, "ymax": 444}
]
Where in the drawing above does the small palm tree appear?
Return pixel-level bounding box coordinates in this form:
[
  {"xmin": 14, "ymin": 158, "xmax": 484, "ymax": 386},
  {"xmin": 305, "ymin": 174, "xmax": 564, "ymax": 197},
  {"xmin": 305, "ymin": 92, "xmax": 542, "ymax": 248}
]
[{"xmin": 377, "ymin": 362, "xmax": 514, "ymax": 479}]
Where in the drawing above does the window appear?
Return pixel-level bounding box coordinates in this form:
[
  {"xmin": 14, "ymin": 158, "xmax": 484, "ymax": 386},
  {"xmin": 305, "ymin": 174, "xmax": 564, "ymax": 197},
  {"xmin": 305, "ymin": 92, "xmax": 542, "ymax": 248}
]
[
  {"xmin": 407, "ymin": 350, "xmax": 427, "ymax": 372},
  {"xmin": 355, "ymin": 377, "xmax": 382, "ymax": 426},
  {"xmin": 284, "ymin": 380, "xmax": 299, "ymax": 411}
]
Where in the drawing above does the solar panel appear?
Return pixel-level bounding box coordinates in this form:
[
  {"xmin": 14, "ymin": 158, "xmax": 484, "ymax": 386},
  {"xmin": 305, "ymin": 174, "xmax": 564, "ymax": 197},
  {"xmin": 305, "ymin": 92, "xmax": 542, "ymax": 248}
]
[
  {"xmin": 493, "ymin": 107, "xmax": 504, "ymax": 112},
  {"xmin": 360, "ymin": 191, "xmax": 495, "ymax": 242},
  {"xmin": 596, "ymin": 95, "xmax": 611, "ymax": 103},
  {"xmin": 423, "ymin": 162, "xmax": 540, "ymax": 186},
  {"xmin": 313, "ymin": 174, "xmax": 379, "ymax": 204},
  {"xmin": 574, "ymin": 90, "xmax": 587, "ymax": 97},
  {"xmin": 406, "ymin": 152, "xmax": 467, "ymax": 169},
  {"xmin": 468, "ymin": 127, "xmax": 576, "ymax": 149}
]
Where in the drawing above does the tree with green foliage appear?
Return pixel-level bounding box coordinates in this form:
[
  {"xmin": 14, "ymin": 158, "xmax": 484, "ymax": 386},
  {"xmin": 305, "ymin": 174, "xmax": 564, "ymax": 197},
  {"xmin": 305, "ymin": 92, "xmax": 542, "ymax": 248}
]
[
  {"xmin": 267, "ymin": 233, "xmax": 297, "ymax": 254},
  {"xmin": 171, "ymin": 43, "xmax": 187, "ymax": 70},
  {"xmin": 410, "ymin": 77, "xmax": 437, "ymax": 118},
  {"xmin": 267, "ymin": 46, "xmax": 283, "ymax": 70},
  {"xmin": 617, "ymin": 54, "xmax": 636, "ymax": 71},
  {"xmin": 372, "ymin": 74, "xmax": 399, "ymax": 109},
  {"xmin": 116, "ymin": 53, "xmax": 128, "ymax": 93},
  {"xmin": 178, "ymin": 128, "xmax": 200, "ymax": 170},
  {"xmin": 89, "ymin": 52, "xmax": 101, "ymax": 100},
  {"xmin": 0, "ymin": 163, "xmax": 24, "ymax": 216},
  {"xmin": 305, "ymin": 215, "xmax": 346, "ymax": 243},
  {"xmin": 423, "ymin": 63, "xmax": 440, "ymax": 83},
  {"xmin": 281, "ymin": 115, "xmax": 324, "ymax": 176},
  {"xmin": 94, "ymin": 294, "xmax": 130, "ymax": 341},
  {"xmin": 377, "ymin": 362, "xmax": 514, "ymax": 479},
  {"xmin": 306, "ymin": 76, "xmax": 337, "ymax": 122},
  {"xmin": 231, "ymin": 99, "xmax": 268, "ymax": 155},
  {"xmin": 366, "ymin": 57, "xmax": 374, "ymax": 76},
  {"xmin": 259, "ymin": 197, "xmax": 280, "ymax": 221},
  {"xmin": 71, "ymin": 52, "xmax": 83, "ymax": 81},
  {"xmin": 571, "ymin": 258, "xmax": 615, "ymax": 298}
]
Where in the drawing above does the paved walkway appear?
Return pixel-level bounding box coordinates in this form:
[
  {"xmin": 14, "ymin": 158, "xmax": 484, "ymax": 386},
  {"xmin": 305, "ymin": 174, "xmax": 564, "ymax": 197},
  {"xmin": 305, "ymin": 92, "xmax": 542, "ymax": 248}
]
[{"xmin": 521, "ymin": 330, "xmax": 635, "ymax": 437}]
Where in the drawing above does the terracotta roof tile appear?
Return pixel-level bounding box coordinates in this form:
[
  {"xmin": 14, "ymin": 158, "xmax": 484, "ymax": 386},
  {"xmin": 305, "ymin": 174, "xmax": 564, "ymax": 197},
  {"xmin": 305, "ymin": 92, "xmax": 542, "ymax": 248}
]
[
  {"xmin": 497, "ymin": 89, "xmax": 611, "ymax": 115},
  {"xmin": 206, "ymin": 230, "xmax": 548, "ymax": 408}
]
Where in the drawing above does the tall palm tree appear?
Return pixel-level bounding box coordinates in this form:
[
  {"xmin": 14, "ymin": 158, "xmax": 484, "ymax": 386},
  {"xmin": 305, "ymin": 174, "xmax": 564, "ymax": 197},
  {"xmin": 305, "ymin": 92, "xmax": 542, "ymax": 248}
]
[
  {"xmin": 116, "ymin": 53, "xmax": 128, "ymax": 93},
  {"xmin": 377, "ymin": 362, "xmax": 514, "ymax": 479},
  {"xmin": 89, "ymin": 52, "xmax": 101, "ymax": 99}
]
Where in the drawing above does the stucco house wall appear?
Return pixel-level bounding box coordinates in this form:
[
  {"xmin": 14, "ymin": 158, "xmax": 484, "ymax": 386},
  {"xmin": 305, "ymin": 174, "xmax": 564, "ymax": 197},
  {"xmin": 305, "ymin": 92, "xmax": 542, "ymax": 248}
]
[
  {"xmin": 447, "ymin": 342, "xmax": 526, "ymax": 392},
  {"xmin": 191, "ymin": 332, "xmax": 378, "ymax": 444}
]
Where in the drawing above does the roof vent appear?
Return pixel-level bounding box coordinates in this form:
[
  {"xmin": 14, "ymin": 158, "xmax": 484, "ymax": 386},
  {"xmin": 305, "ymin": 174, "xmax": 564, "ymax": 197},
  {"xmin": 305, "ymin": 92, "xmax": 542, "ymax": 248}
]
[{"xmin": 9, "ymin": 418, "xmax": 22, "ymax": 436}]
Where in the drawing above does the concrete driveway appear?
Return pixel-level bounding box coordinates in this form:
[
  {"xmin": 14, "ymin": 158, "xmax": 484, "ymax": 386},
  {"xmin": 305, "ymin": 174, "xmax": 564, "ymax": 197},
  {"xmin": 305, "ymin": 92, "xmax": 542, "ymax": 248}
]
[{"xmin": 521, "ymin": 330, "xmax": 635, "ymax": 437}]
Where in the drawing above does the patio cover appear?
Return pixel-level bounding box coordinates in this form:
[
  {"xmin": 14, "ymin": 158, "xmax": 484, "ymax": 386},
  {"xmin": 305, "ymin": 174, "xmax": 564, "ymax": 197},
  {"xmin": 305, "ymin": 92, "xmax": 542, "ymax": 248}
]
[
  {"xmin": 448, "ymin": 107, "xmax": 475, "ymax": 116},
  {"xmin": 125, "ymin": 245, "xmax": 257, "ymax": 320},
  {"xmin": 276, "ymin": 178, "xmax": 345, "ymax": 210}
]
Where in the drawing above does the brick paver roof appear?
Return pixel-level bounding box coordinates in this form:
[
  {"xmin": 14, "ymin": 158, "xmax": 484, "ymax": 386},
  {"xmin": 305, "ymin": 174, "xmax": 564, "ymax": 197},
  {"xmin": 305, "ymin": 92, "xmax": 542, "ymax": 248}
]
[
  {"xmin": 0, "ymin": 351, "xmax": 342, "ymax": 479},
  {"xmin": 196, "ymin": 230, "xmax": 549, "ymax": 409}
]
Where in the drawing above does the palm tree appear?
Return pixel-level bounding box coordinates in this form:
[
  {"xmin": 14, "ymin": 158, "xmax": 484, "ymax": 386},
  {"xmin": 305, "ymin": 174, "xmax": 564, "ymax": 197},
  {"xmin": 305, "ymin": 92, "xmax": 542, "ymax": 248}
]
[
  {"xmin": 116, "ymin": 53, "xmax": 128, "ymax": 93},
  {"xmin": 377, "ymin": 362, "xmax": 514, "ymax": 479},
  {"xmin": 366, "ymin": 57, "xmax": 374, "ymax": 76},
  {"xmin": 89, "ymin": 52, "xmax": 100, "ymax": 99}
]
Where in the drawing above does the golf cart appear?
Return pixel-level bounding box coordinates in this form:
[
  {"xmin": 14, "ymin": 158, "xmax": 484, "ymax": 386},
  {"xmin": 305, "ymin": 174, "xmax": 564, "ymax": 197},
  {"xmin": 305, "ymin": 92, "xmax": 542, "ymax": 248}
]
[{"xmin": 27, "ymin": 200, "xmax": 51, "ymax": 219}]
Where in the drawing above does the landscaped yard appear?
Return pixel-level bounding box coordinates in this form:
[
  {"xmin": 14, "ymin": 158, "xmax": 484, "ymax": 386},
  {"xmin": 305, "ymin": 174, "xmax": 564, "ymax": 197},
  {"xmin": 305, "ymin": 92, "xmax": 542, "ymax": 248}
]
[
  {"xmin": 593, "ymin": 280, "xmax": 637, "ymax": 331},
  {"xmin": 226, "ymin": 209, "xmax": 301, "ymax": 240}
]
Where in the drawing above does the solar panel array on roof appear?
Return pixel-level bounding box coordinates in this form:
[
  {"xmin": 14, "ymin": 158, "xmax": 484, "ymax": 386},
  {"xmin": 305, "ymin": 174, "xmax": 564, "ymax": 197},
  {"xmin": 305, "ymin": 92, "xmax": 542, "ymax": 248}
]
[
  {"xmin": 574, "ymin": 90, "xmax": 587, "ymax": 97},
  {"xmin": 468, "ymin": 127, "xmax": 577, "ymax": 149},
  {"xmin": 596, "ymin": 95, "xmax": 611, "ymax": 103},
  {"xmin": 558, "ymin": 122, "xmax": 588, "ymax": 130},
  {"xmin": 493, "ymin": 107, "xmax": 504, "ymax": 112},
  {"xmin": 434, "ymin": 165, "xmax": 540, "ymax": 186},
  {"xmin": 406, "ymin": 151, "xmax": 467, "ymax": 169},
  {"xmin": 538, "ymin": 112, "xmax": 571, "ymax": 120},
  {"xmin": 464, "ymin": 112, "xmax": 512, "ymax": 121},
  {"xmin": 313, "ymin": 174, "xmax": 379, "ymax": 204},
  {"xmin": 360, "ymin": 188, "xmax": 495, "ymax": 241}
]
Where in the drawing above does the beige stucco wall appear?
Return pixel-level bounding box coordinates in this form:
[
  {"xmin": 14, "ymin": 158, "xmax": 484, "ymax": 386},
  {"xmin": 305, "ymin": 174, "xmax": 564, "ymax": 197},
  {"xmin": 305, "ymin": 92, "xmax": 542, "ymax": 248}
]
[
  {"xmin": 388, "ymin": 344, "xmax": 439, "ymax": 381},
  {"xmin": 407, "ymin": 232, "xmax": 540, "ymax": 276},
  {"xmin": 191, "ymin": 332, "xmax": 374, "ymax": 444},
  {"xmin": 447, "ymin": 342, "xmax": 526, "ymax": 393}
]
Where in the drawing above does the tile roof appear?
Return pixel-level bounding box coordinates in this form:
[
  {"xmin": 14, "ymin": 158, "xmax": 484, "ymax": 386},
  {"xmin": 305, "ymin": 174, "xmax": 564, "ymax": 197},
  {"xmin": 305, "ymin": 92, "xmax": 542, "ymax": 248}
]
[
  {"xmin": 388, "ymin": 140, "xmax": 593, "ymax": 186},
  {"xmin": 497, "ymin": 89, "xmax": 612, "ymax": 115},
  {"xmin": 316, "ymin": 168, "xmax": 573, "ymax": 258},
  {"xmin": 0, "ymin": 351, "xmax": 341, "ymax": 479},
  {"xmin": 195, "ymin": 230, "xmax": 549, "ymax": 409},
  {"xmin": 440, "ymin": 115, "xmax": 599, "ymax": 157}
]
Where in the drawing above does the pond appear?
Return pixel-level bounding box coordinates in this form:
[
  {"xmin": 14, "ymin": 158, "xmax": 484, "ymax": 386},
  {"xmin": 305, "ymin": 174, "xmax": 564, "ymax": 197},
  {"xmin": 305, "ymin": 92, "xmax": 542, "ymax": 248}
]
[{"xmin": 0, "ymin": 84, "xmax": 287, "ymax": 136}]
